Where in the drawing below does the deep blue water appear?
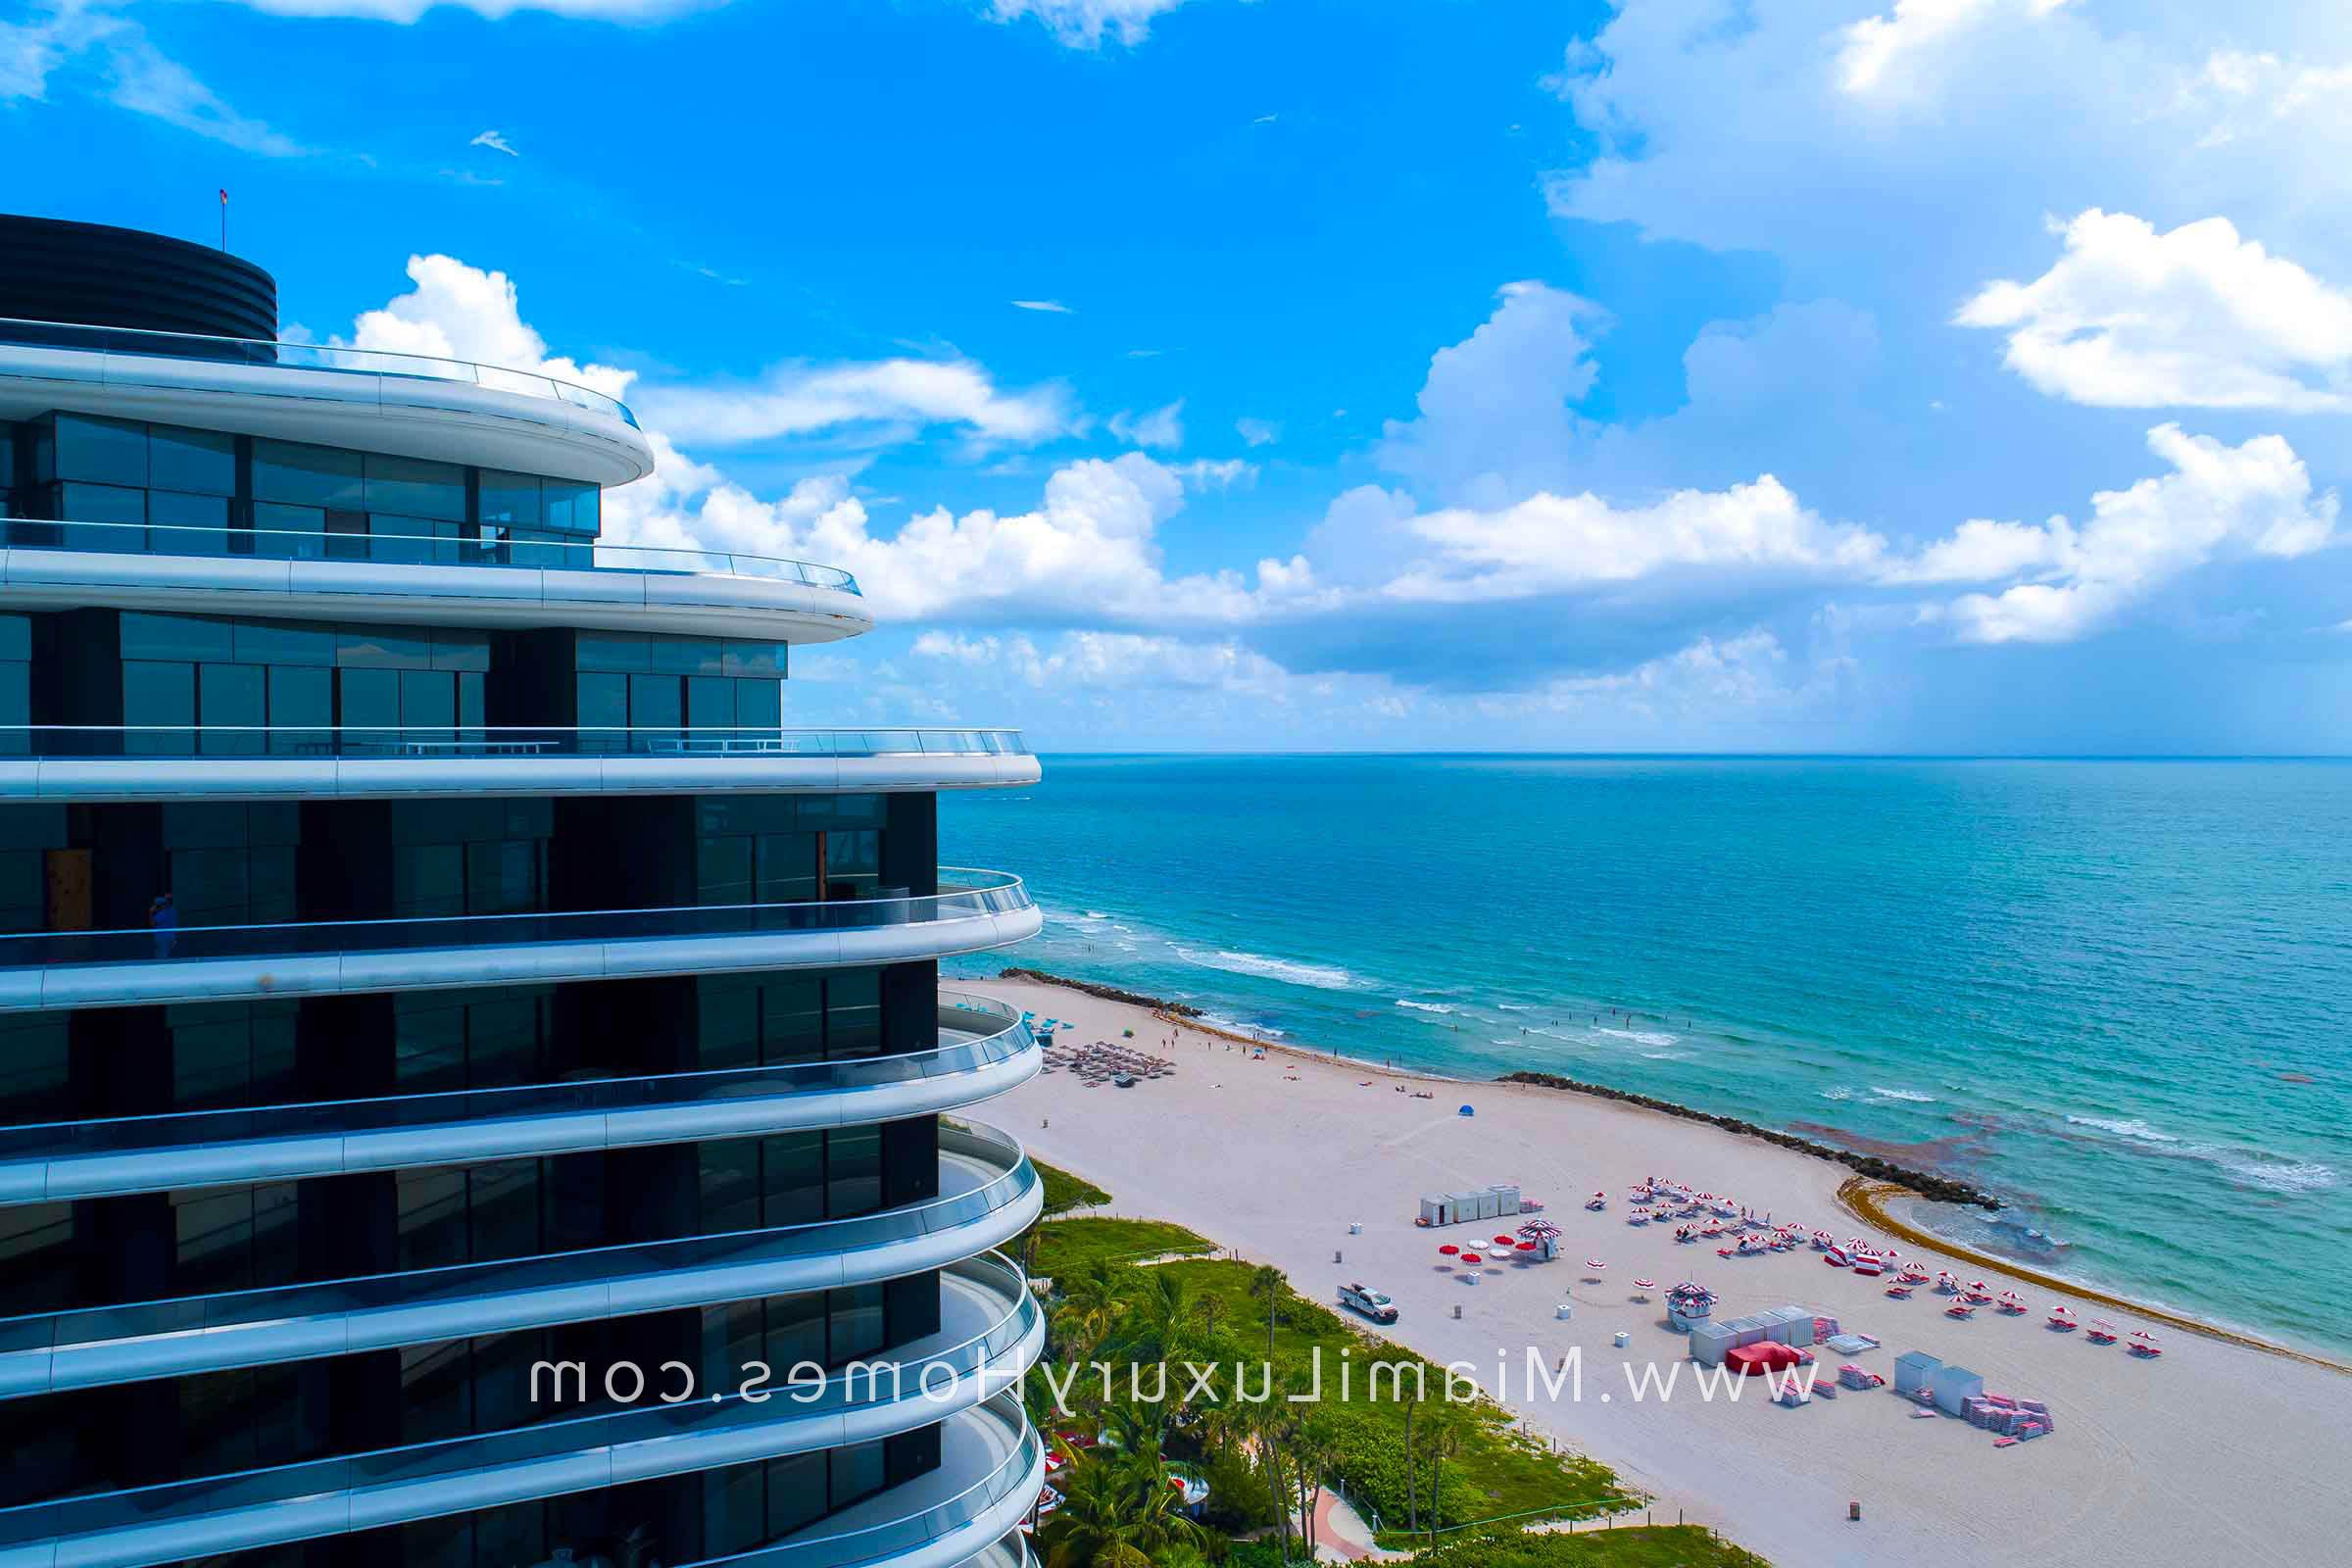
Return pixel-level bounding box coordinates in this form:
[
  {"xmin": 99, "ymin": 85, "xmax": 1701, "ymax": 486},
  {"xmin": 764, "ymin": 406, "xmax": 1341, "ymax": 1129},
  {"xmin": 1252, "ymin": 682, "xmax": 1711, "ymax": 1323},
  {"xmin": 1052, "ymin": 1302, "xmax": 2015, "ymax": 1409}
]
[{"xmin": 941, "ymin": 756, "xmax": 2352, "ymax": 1352}]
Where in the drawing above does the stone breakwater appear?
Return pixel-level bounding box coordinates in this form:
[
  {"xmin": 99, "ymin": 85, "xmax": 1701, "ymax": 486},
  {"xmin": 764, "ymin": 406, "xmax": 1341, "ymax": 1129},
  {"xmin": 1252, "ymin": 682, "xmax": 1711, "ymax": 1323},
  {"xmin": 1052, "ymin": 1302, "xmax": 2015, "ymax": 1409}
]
[
  {"xmin": 1496, "ymin": 1068, "xmax": 2002, "ymax": 1210},
  {"xmin": 996, "ymin": 966, "xmax": 1204, "ymax": 1018}
]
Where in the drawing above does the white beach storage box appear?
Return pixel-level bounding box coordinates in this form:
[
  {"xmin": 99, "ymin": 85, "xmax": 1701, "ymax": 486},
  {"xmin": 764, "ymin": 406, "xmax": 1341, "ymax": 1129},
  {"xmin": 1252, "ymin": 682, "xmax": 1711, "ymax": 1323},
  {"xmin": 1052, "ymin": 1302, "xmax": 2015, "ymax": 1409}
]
[
  {"xmin": 1932, "ymin": 1364, "xmax": 1984, "ymax": 1415},
  {"xmin": 1421, "ymin": 1196, "xmax": 1447, "ymax": 1226},
  {"xmin": 1892, "ymin": 1351, "xmax": 1940, "ymax": 1397},
  {"xmin": 1491, "ymin": 1184, "xmax": 1521, "ymax": 1215},
  {"xmin": 1690, "ymin": 1323, "xmax": 1737, "ymax": 1365}
]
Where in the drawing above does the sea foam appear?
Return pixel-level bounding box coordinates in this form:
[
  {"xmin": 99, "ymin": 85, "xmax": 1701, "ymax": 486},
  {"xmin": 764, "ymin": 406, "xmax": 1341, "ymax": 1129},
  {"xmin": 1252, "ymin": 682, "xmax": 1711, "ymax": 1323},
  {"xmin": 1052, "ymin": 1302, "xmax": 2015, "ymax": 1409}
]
[{"xmin": 1176, "ymin": 948, "xmax": 1362, "ymax": 991}]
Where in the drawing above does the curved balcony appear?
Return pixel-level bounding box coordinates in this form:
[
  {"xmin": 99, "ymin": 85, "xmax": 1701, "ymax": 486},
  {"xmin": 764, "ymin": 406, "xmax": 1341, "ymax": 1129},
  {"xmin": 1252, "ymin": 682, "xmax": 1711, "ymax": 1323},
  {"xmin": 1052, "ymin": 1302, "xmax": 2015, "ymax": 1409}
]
[
  {"xmin": 677, "ymin": 1396, "xmax": 1044, "ymax": 1568},
  {"xmin": 0, "ymin": 1120, "xmax": 1039, "ymax": 1397},
  {"xmin": 0, "ymin": 1288, "xmax": 1043, "ymax": 1568},
  {"xmin": 0, "ymin": 317, "xmax": 654, "ymax": 486},
  {"xmin": 0, "ymin": 870, "xmax": 1040, "ymax": 1013},
  {"xmin": 0, "ymin": 725, "xmax": 1038, "ymax": 803},
  {"xmin": 0, "ymin": 993, "xmax": 1037, "ymax": 1203},
  {"xmin": 0, "ymin": 516, "xmax": 870, "ymax": 642}
]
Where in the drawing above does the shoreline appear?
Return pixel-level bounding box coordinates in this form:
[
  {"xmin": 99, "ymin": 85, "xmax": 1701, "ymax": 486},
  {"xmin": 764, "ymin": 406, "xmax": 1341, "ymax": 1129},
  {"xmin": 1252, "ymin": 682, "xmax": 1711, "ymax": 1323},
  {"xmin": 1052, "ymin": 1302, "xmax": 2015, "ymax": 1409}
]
[
  {"xmin": 1837, "ymin": 1177, "xmax": 2352, "ymax": 1376},
  {"xmin": 999, "ymin": 963, "xmax": 2346, "ymax": 1374}
]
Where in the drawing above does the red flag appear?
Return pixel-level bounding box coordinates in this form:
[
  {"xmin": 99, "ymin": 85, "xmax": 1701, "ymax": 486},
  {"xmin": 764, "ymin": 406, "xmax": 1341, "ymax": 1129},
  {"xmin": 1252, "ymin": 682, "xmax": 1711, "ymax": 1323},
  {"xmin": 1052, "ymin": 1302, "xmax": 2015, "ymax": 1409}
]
[{"xmin": 219, "ymin": 190, "xmax": 228, "ymax": 203}]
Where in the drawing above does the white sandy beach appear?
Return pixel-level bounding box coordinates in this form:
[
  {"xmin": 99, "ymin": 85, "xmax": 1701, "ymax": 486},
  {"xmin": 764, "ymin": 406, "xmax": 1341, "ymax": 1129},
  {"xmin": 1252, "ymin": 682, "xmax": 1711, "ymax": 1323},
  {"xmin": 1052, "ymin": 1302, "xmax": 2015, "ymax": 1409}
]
[{"xmin": 982, "ymin": 977, "xmax": 2351, "ymax": 1568}]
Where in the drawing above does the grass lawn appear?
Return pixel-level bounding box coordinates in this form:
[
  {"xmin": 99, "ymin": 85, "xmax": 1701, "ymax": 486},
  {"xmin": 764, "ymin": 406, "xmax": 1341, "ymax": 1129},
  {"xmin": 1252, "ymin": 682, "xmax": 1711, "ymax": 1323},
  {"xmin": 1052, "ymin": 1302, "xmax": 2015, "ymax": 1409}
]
[
  {"xmin": 1153, "ymin": 1255, "xmax": 1634, "ymax": 1532},
  {"xmin": 1029, "ymin": 1215, "xmax": 1218, "ymax": 1279},
  {"xmin": 1033, "ymin": 1158, "xmax": 1111, "ymax": 1216},
  {"xmin": 1404, "ymin": 1524, "xmax": 1771, "ymax": 1567}
]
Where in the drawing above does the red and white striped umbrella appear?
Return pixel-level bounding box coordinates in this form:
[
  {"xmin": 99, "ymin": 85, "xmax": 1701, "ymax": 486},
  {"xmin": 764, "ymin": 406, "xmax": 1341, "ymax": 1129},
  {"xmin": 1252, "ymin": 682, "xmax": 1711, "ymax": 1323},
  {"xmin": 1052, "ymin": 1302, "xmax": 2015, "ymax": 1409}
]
[{"xmin": 1585, "ymin": 1257, "xmax": 1607, "ymax": 1271}]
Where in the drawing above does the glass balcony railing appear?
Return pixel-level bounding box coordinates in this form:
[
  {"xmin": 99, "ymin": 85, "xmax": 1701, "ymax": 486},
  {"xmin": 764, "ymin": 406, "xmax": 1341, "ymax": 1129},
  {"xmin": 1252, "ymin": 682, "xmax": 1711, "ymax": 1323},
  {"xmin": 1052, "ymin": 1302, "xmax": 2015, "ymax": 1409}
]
[
  {"xmin": 0, "ymin": 1263, "xmax": 1040, "ymax": 1554},
  {"xmin": 0, "ymin": 869, "xmax": 1031, "ymax": 974},
  {"xmin": 0, "ymin": 315, "xmax": 641, "ymax": 428},
  {"xmin": 0, "ymin": 724, "xmax": 1025, "ymax": 760},
  {"xmin": 0, "ymin": 1120, "xmax": 1038, "ymax": 1393},
  {"xmin": 680, "ymin": 1395, "xmax": 1042, "ymax": 1568},
  {"xmin": 0, "ymin": 993, "xmax": 1033, "ymax": 1181},
  {"xmin": 1, "ymin": 514, "xmax": 860, "ymax": 593}
]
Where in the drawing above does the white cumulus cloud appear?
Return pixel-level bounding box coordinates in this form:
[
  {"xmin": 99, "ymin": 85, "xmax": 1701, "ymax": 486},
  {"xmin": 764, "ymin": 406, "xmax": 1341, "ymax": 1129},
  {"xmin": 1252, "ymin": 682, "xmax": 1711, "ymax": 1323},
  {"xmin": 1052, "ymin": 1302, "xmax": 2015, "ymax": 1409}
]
[
  {"xmin": 987, "ymin": 0, "xmax": 1193, "ymax": 48},
  {"xmin": 1957, "ymin": 209, "xmax": 2352, "ymax": 412},
  {"xmin": 1943, "ymin": 423, "xmax": 2338, "ymax": 642}
]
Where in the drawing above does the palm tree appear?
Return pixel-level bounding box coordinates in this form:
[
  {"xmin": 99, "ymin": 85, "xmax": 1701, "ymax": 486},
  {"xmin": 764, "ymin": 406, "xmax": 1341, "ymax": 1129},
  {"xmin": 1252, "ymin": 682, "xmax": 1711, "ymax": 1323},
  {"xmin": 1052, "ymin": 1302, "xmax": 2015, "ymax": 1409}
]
[
  {"xmin": 1250, "ymin": 1397, "xmax": 1300, "ymax": 1564},
  {"xmin": 1037, "ymin": 1448, "xmax": 1211, "ymax": 1568},
  {"xmin": 1247, "ymin": 1263, "xmax": 1286, "ymax": 1367},
  {"xmin": 1401, "ymin": 1389, "xmax": 1421, "ymax": 1534},
  {"xmin": 1054, "ymin": 1257, "xmax": 1128, "ymax": 1360},
  {"xmin": 1423, "ymin": 1415, "xmax": 1463, "ymax": 1550}
]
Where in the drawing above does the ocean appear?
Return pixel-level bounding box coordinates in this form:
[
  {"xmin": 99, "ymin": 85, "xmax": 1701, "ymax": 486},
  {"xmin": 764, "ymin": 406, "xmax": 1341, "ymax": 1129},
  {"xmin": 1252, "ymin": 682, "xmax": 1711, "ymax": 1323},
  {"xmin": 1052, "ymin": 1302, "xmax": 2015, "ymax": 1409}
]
[{"xmin": 939, "ymin": 756, "xmax": 2352, "ymax": 1354}]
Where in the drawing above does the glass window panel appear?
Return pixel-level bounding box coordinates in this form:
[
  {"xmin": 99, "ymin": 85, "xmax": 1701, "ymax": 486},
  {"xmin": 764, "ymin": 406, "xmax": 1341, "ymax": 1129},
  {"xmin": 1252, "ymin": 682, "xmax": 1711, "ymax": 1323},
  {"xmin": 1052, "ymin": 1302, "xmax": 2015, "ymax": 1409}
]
[
  {"xmin": 545, "ymin": 479, "xmax": 599, "ymax": 534},
  {"xmin": 766, "ymin": 1452, "xmax": 827, "ymax": 1537},
  {"xmin": 825, "ymin": 971, "xmax": 881, "ymax": 1060},
  {"xmin": 148, "ymin": 424, "xmax": 235, "ymax": 496},
  {"xmin": 574, "ymin": 633, "xmax": 649, "ymax": 674},
  {"xmin": 52, "ymin": 415, "xmax": 147, "ymax": 486},
  {"xmin": 266, "ymin": 666, "xmax": 332, "ymax": 753},
  {"xmin": 430, "ymin": 627, "xmax": 492, "ymax": 672},
  {"xmin": 735, "ymin": 678, "xmax": 781, "ymax": 731},
  {"xmin": 174, "ymin": 1188, "xmax": 260, "ymax": 1296},
  {"xmin": 122, "ymin": 612, "xmax": 234, "ymax": 663},
  {"xmin": 697, "ymin": 981, "xmax": 759, "ymax": 1071},
  {"xmin": 0, "ymin": 1018, "xmax": 67, "ymax": 1126},
  {"xmin": 645, "ymin": 636, "xmax": 721, "ymax": 676},
  {"xmin": 828, "ymin": 1284, "xmax": 886, "ymax": 1363},
  {"xmin": 252, "ymin": 439, "xmax": 363, "ymax": 510},
  {"xmin": 686, "ymin": 676, "xmax": 735, "ymax": 731},
  {"xmin": 756, "ymin": 833, "xmax": 818, "ymax": 905},
  {"xmin": 829, "ymin": 1438, "xmax": 886, "ymax": 1510},
  {"xmin": 478, "ymin": 470, "xmax": 544, "ymax": 528},
  {"xmin": 400, "ymin": 668, "xmax": 458, "ymax": 731},
  {"xmin": 468, "ymin": 1158, "xmax": 541, "ymax": 1260},
  {"xmin": 199, "ymin": 662, "xmax": 267, "ymax": 756},
  {"xmin": 399, "ymin": 1512, "xmax": 473, "ymax": 1568},
  {"xmin": 704, "ymin": 1460, "xmax": 766, "ymax": 1560},
  {"xmin": 394, "ymin": 843, "xmax": 465, "ymax": 918},
  {"xmin": 0, "ymin": 1202, "xmax": 74, "ymax": 1316},
  {"xmin": 628, "ymin": 673, "xmax": 682, "ymax": 730},
  {"xmin": 52, "ymin": 482, "xmax": 146, "ymax": 536},
  {"xmin": 470, "ymin": 1334, "xmax": 544, "ymax": 1437},
  {"xmin": 764, "ymin": 1131, "xmax": 827, "ymax": 1226},
  {"xmin": 364, "ymin": 514, "xmax": 444, "ymax": 565},
  {"xmin": 721, "ymin": 641, "xmax": 784, "ymax": 679},
  {"xmin": 233, "ymin": 619, "xmax": 336, "ymax": 666},
  {"xmin": 764, "ymin": 1292, "xmax": 827, "ymax": 1372},
  {"xmin": 825, "ymin": 1124, "xmax": 882, "ymax": 1216},
  {"xmin": 576, "ymin": 671, "xmax": 628, "ymax": 731},
  {"xmin": 458, "ymin": 670, "xmax": 484, "ymax": 730},
  {"xmin": 396, "ymin": 999, "xmax": 467, "ymax": 1092},
  {"xmin": 400, "ymin": 1339, "xmax": 474, "ymax": 1445},
  {"xmin": 364, "ymin": 454, "xmax": 466, "ymax": 521},
  {"xmin": 122, "ymin": 659, "xmax": 196, "ymax": 725},
  {"xmin": 466, "ymin": 838, "xmax": 540, "ymax": 915},
  {"xmin": 825, "ymin": 828, "xmax": 881, "ymax": 895},
  {"xmin": 338, "ymin": 625, "xmax": 436, "ymax": 669},
  {"xmin": 398, "ymin": 1168, "xmax": 469, "ymax": 1271},
  {"xmin": 760, "ymin": 977, "xmax": 823, "ymax": 1066},
  {"xmin": 249, "ymin": 502, "xmax": 326, "ymax": 559},
  {"xmin": 700, "ymin": 1140, "xmax": 760, "ymax": 1235},
  {"xmin": 148, "ymin": 490, "xmax": 231, "ymax": 548},
  {"xmin": 697, "ymin": 835, "xmax": 752, "ymax": 906},
  {"xmin": 467, "ymin": 997, "xmax": 543, "ymax": 1086},
  {"xmin": 338, "ymin": 666, "xmax": 400, "ymax": 731}
]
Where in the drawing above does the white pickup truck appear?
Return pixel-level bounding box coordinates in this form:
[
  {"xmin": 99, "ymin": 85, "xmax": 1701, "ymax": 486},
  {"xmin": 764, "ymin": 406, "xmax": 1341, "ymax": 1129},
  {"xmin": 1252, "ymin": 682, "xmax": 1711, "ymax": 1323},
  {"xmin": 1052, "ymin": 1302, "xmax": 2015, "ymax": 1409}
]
[{"xmin": 1338, "ymin": 1282, "xmax": 1398, "ymax": 1324}]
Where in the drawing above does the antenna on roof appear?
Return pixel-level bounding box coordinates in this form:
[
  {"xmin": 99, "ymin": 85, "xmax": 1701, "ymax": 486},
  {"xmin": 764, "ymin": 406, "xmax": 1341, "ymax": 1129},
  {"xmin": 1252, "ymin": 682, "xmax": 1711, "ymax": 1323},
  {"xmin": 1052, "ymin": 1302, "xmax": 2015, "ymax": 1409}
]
[{"xmin": 218, "ymin": 189, "xmax": 228, "ymax": 252}]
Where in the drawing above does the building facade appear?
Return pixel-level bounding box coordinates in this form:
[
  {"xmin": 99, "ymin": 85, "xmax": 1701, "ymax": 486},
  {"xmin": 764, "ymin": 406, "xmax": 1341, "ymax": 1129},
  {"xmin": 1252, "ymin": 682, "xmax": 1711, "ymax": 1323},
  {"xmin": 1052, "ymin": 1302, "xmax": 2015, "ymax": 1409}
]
[{"xmin": 0, "ymin": 216, "xmax": 1047, "ymax": 1568}]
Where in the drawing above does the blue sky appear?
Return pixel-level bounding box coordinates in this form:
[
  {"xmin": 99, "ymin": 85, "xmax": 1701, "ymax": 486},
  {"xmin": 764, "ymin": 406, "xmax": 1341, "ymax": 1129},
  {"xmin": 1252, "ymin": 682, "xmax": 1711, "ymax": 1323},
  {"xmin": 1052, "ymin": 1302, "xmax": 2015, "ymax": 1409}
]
[{"xmin": 7, "ymin": 0, "xmax": 2352, "ymax": 752}]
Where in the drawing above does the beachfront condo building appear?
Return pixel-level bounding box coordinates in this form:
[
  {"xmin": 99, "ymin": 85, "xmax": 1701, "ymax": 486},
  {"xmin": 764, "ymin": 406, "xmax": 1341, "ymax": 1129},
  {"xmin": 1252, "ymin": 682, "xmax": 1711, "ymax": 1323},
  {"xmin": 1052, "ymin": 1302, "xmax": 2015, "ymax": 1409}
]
[{"xmin": 0, "ymin": 215, "xmax": 1048, "ymax": 1568}]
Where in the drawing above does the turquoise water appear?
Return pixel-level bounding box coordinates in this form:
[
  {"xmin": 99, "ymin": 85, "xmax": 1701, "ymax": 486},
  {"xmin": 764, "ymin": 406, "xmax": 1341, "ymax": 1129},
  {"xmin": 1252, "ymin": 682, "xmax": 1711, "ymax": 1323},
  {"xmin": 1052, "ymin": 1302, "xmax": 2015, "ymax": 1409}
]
[{"xmin": 941, "ymin": 757, "xmax": 2352, "ymax": 1353}]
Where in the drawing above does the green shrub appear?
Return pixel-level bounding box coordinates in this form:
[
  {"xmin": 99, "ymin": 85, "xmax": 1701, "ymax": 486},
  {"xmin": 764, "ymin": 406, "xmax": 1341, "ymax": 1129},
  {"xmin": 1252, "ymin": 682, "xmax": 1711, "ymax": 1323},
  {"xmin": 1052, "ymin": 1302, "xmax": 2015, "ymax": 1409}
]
[{"xmin": 1197, "ymin": 1448, "xmax": 1277, "ymax": 1534}]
